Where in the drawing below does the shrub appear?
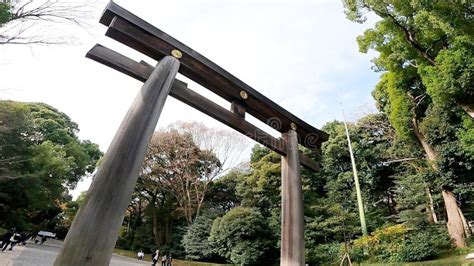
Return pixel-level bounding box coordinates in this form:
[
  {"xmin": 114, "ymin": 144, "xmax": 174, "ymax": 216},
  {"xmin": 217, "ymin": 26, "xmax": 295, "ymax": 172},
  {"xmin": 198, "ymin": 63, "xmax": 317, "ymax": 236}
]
[
  {"xmin": 351, "ymin": 224, "xmax": 452, "ymax": 263},
  {"xmin": 395, "ymin": 231, "xmax": 437, "ymax": 262},
  {"xmin": 353, "ymin": 223, "xmax": 408, "ymax": 261},
  {"xmin": 182, "ymin": 212, "xmax": 216, "ymax": 261},
  {"xmin": 348, "ymin": 244, "xmax": 368, "ymax": 263},
  {"xmin": 208, "ymin": 207, "xmax": 276, "ymax": 265},
  {"xmin": 306, "ymin": 242, "xmax": 345, "ymax": 265}
]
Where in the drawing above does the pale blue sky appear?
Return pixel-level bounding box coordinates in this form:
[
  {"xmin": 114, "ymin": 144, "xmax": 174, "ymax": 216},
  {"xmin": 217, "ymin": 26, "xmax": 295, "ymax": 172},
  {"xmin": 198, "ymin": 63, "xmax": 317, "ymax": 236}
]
[{"xmin": 0, "ymin": 0, "xmax": 380, "ymax": 196}]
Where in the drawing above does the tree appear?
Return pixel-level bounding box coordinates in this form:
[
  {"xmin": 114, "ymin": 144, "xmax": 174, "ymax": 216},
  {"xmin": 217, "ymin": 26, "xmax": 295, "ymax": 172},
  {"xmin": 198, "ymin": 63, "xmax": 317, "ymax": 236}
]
[
  {"xmin": 0, "ymin": 100, "xmax": 31, "ymax": 178},
  {"xmin": 237, "ymin": 147, "xmax": 281, "ymax": 215},
  {"xmin": 55, "ymin": 191, "xmax": 86, "ymax": 239},
  {"xmin": 144, "ymin": 130, "xmax": 221, "ymax": 226},
  {"xmin": 208, "ymin": 207, "xmax": 276, "ymax": 265},
  {"xmin": 182, "ymin": 210, "xmax": 220, "ymax": 261},
  {"xmin": 133, "ymin": 129, "xmax": 222, "ymax": 249},
  {"xmin": 316, "ymin": 116, "xmax": 405, "ymax": 229},
  {"xmin": 344, "ymin": 0, "xmax": 473, "ymax": 115},
  {"xmin": 0, "ymin": 0, "xmax": 94, "ymax": 45},
  {"xmin": 0, "ymin": 100, "xmax": 102, "ymax": 230},
  {"xmin": 169, "ymin": 121, "xmax": 250, "ymax": 173},
  {"xmin": 206, "ymin": 170, "xmax": 243, "ymax": 212},
  {"xmin": 0, "ymin": 2, "xmax": 12, "ymax": 29},
  {"xmin": 343, "ymin": 0, "xmax": 474, "ymax": 247},
  {"xmin": 303, "ymin": 113, "xmax": 445, "ymax": 263},
  {"xmin": 163, "ymin": 122, "xmax": 250, "ymax": 222}
]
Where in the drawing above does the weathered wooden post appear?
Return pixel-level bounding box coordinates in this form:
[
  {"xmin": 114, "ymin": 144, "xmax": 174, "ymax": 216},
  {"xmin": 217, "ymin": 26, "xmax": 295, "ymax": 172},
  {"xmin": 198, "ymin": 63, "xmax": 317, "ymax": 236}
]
[
  {"xmin": 54, "ymin": 55, "xmax": 180, "ymax": 266},
  {"xmin": 281, "ymin": 128, "xmax": 305, "ymax": 266}
]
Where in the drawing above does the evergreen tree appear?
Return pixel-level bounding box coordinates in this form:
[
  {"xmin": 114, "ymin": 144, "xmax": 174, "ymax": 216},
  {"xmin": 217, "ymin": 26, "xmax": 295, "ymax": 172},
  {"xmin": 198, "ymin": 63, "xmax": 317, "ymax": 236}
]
[{"xmin": 343, "ymin": 0, "xmax": 474, "ymax": 247}]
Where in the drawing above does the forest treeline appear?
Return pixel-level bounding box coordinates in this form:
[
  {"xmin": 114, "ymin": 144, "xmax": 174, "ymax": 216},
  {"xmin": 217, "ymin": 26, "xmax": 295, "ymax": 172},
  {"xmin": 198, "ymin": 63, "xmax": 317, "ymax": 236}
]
[
  {"xmin": 1, "ymin": 99, "xmax": 471, "ymax": 264},
  {"xmin": 0, "ymin": 101, "xmax": 102, "ymax": 235},
  {"xmin": 113, "ymin": 111, "xmax": 472, "ymax": 265}
]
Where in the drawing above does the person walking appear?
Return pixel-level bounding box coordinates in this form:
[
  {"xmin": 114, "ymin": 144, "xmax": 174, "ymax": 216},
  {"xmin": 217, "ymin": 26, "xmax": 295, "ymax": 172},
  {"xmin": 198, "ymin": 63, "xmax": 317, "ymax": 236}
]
[
  {"xmin": 166, "ymin": 254, "xmax": 172, "ymax": 266},
  {"xmin": 137, "ymin": 250, "xmax": 144, "ymax": 260},
  {"xmin": 10, "ymin": 233, "xmax": 21, "ymax": 250},
  {"xmin": 0, "ymin": 230, "xmax": 14, "ymax": 251},
  {"xmin": 151, "ymin": 249, "xmax": 160, "ymax": 266},
  {"xmin": 161, "ymin": 254, "xmax": 167, "ymax": 266},
  {"xmin": 2, "ymin": 232, "xmax": 20, "ymax": 251}
]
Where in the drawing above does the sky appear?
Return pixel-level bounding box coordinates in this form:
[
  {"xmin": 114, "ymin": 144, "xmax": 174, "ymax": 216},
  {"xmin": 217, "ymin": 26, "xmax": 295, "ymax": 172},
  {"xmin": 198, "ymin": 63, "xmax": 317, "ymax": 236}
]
[{"xmin": 0, "ymin": 0, "xmax": 380, "ymax": 197}]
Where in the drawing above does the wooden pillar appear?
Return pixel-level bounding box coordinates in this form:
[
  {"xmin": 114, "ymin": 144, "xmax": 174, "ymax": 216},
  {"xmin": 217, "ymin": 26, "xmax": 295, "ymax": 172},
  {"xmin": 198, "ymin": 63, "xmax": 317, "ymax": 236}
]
[
  {"xmin": 281, "ymin": 129, "xmax": 304, "ymax": 266},
  {"xmin": 230, "ymin": 100, "xmax": 246, "ymax": 118},
  {"xmin": 54, "ymin": 56, "xmax": 180, "ymax": 266}
]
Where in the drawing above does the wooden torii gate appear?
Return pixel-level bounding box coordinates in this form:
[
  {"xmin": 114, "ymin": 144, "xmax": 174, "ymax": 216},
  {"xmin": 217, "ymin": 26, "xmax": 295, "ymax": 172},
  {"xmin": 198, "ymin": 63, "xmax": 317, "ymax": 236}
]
[{"xmin": 54, "ymin": 3, "xmax": 328, "ymax": 266}]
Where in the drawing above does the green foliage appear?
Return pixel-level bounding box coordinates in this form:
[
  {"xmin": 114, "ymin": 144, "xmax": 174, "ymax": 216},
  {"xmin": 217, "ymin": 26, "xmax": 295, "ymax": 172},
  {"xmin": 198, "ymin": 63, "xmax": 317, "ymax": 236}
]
[
  {"xmin": 457, "ymin": 116, "xmax": 474, "ymax": 158},
  {"xmin": 306, "ymin": 199, "xmax": 359, "ymax": 244},
  {"xmin": 384, "ymin": 73, "xmax": 415, "ymax": 139},
  {"xmin": 395, "ymin": 231, "xmax": 437, "ymax": 262},
  {"xmin": 237, "ymin": 149, "xmax": 281, "ymax": 215},
  {"xmin": 394, "ymin": 173, "xmax": 432, "ymax": 226},
  {"xmin": 118, "ymin": 109, "xmax": 463, "ymax": 264},
  {"xmin": 208, "ymin": 207, "xmax": 276, "ymax": 265},
  {"xmin": 343, "ymin": 0, "xmax": 474, "ymax": 248},
  {"xmin": 352, "ymin": 224, "xmax": 452, "ymax": 263},
  {"xmin": 207, "ymin": 170, "xmax": 243, "ymax": 212},
  {"xmin": 250, "ymin": 144, "xmax": 271, "ymax": 164},
  {"xmin": 0, "ymin": 3, "xmax": 11, "ymax": 25},
  {"xmin": 0, "ymin": 101, "xmax": 31, "ymax": 178},
  {"xmin": 0, "ymin": 100, "xmax": 102, "ymax": 231},
  {"xmin": 343, "ymin": 0, "xmax": 474, "ymax": 151},
  {"xmin": 418, "ymin": 105, "xmax": 474, "ymax": 200},
  {"xmin": 420, "ymin": 36, "xmax": 474, "ymax": 108},
  {"xmin": 306, "ymin": 242, "xmax": 344, "ymax": 265},
  {"xmin": 393, "ymin": 227, "xmax": 452, "ymax": 262},
  {"xmin": 183, "ymin": 211, "xmax": 218, "ymax": 261}
]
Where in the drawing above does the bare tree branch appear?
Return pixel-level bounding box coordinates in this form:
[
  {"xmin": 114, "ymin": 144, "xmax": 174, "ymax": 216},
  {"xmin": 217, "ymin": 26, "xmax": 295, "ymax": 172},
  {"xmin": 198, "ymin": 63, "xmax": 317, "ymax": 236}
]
[{"xmin": 0, "ymin": 0, "xmax": 99, "ymax": 45}]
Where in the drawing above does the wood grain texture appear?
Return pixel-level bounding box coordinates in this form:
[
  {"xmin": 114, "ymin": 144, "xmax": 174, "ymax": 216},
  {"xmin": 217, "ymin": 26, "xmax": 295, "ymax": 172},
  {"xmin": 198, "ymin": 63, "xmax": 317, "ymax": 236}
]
[
  {"xmin": 54, "ymin": 56, "xmax": 180, "ymax": 266},
  {"xmin": 281, "ymin": 130, "xmax": 305, "ymax": 266},
  {"xmin": 231, "ymin": 101, "xmax": 246, "ymax": 118},
  {"xmin": 86, "ymin": 44, "xmax": 320, "ymax": 172},
  {"xmin": 97, "ymin": 2, "xmax": 328, "ymax": 148}
]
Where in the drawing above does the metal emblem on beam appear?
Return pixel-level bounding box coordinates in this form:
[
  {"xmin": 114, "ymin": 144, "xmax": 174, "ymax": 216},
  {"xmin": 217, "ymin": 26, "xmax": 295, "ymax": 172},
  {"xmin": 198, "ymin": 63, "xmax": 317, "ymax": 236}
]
[
  {"xmin": 171, "ymin": 49, "xmax": 182, "ymax": 59},
  {"xmin": 239, "ymin": 90, "xmax": 248, "ymax": 100}
]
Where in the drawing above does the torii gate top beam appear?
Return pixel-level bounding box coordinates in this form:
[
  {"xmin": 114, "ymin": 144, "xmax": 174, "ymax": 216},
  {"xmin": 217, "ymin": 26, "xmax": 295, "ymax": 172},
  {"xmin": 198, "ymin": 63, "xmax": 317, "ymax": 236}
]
[
  {"xmin": 99, "ymin": 2, "xmax": 328, "ymax": 149},
  {"xmin": 86, "ymin": 44, "xmax": 320, "ymax": 171}
]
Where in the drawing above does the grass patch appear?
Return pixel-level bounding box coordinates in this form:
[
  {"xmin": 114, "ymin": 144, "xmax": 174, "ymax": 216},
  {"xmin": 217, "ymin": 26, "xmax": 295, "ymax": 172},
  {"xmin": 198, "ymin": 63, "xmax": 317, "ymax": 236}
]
[
  {"xmin": 171, "ymin": 260, "xmax": 232, "ymax": 266},
  {"xmin": 113, "ymin": 248, "xmax": 144, "ymax": 260},
  {"xmin": 114, "ymin": 248, "xmax": 474, "ymax": 266},
  {"xmin": 357, "ymin": 250, "xmax": 474, "ymax": 266}
]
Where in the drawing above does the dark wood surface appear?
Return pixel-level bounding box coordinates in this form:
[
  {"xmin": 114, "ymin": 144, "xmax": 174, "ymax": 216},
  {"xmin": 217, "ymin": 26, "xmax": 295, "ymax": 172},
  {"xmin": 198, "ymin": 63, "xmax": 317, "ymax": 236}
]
[
  {"xmin": 231, "ymin": 101, "xmax": 246, "ymax": 118},
  {"xmin": 54, "ymin": 56, "xmax": 180, "ymax": 266},
  {"xmin": 281, "ymin": 130, "xmax": 305, "ymax": 265},
  {"xmin": 98, "ymin": 2, "xmax": 328, "ymax": 148},
  {"xmin": 86, "ymin": 44, "xmax": 320, "ymax": 172}
]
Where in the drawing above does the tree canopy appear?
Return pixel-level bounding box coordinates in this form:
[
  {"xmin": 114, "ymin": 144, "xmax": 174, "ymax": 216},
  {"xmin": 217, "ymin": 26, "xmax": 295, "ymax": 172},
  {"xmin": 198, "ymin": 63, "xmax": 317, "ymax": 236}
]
[
  {"xmin": 343, "ymin": 0, "xmax": 474, "ymax": 248},
  {"xmin": 0, "ymin": 100, "xmax": 102, "ymax": 231}
]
